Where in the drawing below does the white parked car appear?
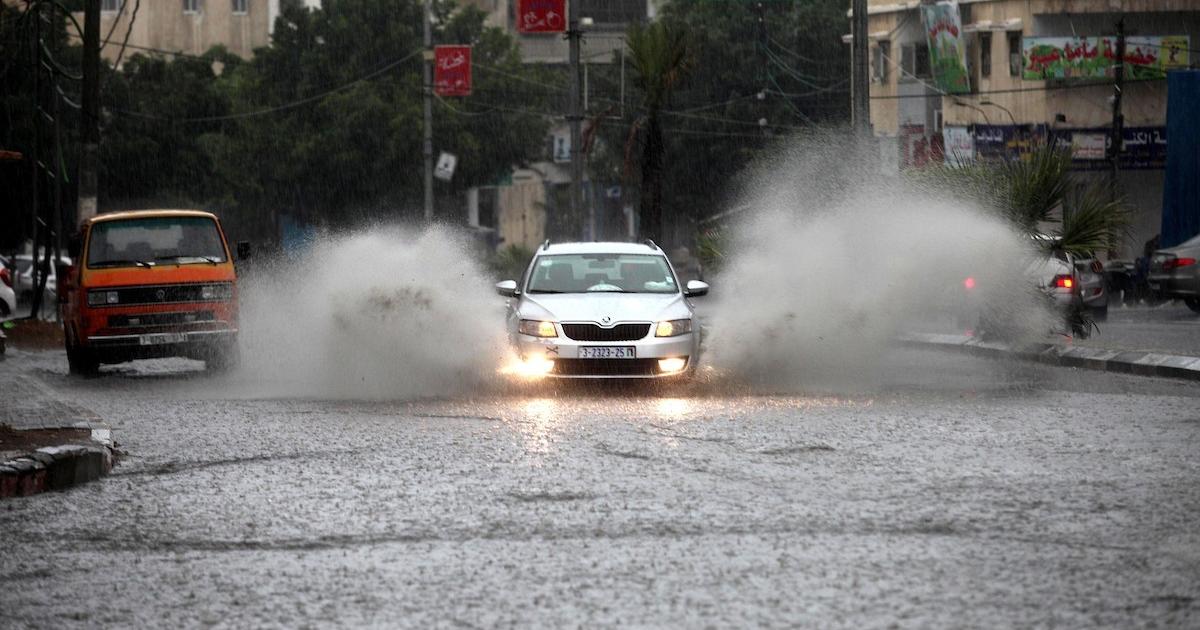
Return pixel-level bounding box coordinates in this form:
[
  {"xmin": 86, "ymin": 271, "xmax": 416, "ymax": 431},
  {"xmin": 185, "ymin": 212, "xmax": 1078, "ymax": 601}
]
[
  {"xmin": 13, "ymin": 253, "xmax": 72, "ymax": 306},
  {"xmin": 496, "ymin": 241, "xmax": 708, "ymax": 379},
  {"xmin": 1, "ymin": 258, "xmax": 15, "ymax": 318}
]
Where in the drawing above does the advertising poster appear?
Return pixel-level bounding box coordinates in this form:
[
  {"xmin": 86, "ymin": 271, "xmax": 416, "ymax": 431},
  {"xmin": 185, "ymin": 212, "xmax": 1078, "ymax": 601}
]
[
  {"xmin": 1022, "ymin": 36, "xmax": 1190, "ymax": 80},
  {"xmin": 920, "ymin": 0, "xmax": 970, "ymax": 94}
]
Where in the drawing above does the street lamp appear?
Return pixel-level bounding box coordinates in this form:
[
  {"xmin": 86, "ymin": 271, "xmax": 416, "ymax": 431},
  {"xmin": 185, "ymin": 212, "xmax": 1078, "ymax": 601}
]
[
  {"xmin": 979, "ymin": 99, "xmax": 1017, "ymax": 125},
  {"xmin": 953, "ymin": 99, "xmax": 991, "ymax": 126}
]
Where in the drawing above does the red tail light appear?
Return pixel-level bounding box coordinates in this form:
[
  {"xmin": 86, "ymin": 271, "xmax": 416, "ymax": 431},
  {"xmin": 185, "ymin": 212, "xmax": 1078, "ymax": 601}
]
[
  {"xmin": 1053, "ymin": 275, "xmax": 1074, "ymax": 289},
  {"xmin": 1164, "ymin": 257, "xmax": 1196, "ymax": 270},
  {"xmin": 963, "ymin": 276, "xmax": 976, "ymax": 290},
  {"xmin": 0, "ymin": 267, "xmax": 10, "ymax": 288}
]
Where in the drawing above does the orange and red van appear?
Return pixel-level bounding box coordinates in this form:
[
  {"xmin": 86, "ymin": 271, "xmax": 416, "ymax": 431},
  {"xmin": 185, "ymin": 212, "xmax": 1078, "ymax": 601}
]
[{"xmin": 59, "ymin": 209, "xmax": 246, "ymax": 374}]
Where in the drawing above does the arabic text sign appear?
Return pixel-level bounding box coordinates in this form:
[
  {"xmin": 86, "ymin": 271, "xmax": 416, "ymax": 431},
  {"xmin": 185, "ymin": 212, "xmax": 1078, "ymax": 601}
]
[
  {"xmin": 517, "ymin": 0, "xmax": 566, "ymax": 34},
  {"xmin": 434, "ymin": 45, "xmax": 472, "ymax": 97},
  {"xmin": 920, "ymin": 0, "xmax": 970, "ymax": 94},
  {"xmin": 942, "ymin": 125, "xmax": 974, "ymax": 167},
  {"xmin": 1022, "ymin": 36, "xmax": 1189, "ymax": 81}
]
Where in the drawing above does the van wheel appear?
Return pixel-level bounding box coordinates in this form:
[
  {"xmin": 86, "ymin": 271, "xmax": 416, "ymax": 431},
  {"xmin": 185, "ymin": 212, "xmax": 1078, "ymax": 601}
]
[
  {"xmin": 67, "ymin": 345, "xmax": 99, "ymax": 375},
  {"xmin": 1186, "ymin": 298, "xmax": 1200, "ymax": 314}
]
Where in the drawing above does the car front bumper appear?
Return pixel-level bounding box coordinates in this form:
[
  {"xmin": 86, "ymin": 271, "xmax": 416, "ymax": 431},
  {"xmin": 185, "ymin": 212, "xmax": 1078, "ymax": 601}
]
[{"xmin": 512, "ymin": 331, "xmax": 698, "ymax": 379}]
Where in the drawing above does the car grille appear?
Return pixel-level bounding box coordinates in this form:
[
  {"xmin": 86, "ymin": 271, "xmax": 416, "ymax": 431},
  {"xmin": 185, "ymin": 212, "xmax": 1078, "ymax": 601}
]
[
  {"xmin": 553, "ymin": 358, "xmax": 662, "ymax": 377},
  {"xmin": 108, "ymin": 311, "xmax": 215, "ymax": 328},
  {"xmin": 109, "ymin": 283, "xmax": 230, "ymax": 306},
  {"xmin": 561, "ymin": 323, "xmax": 651, "ymax": 342}
]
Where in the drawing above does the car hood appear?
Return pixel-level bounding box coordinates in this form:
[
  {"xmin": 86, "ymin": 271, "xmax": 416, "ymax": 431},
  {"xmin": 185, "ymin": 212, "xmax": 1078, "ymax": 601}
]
[{"xmin": 520, "ymin": 292, "xmax": 689, "ymax": 323}]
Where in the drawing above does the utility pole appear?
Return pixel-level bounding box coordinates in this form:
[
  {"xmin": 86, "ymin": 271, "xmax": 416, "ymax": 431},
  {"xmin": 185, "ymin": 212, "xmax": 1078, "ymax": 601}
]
[
  {"xmin": 422, "ymin": 0, "xmax": 434, "ymax": 223},
  {"xmin": 567, "ymin": 6, "xmax": 585, "ymax": 239},
  {"xmin": 1108, "ymin": 17, "xmax": 1126, "ymax": 198},
  {"xmin": 78, "ymin": 0, "xmax": 100, "ymax": 225},
  {"xmin": 851, "ymin": 0, "xmax": 870, "ymax": 138}
]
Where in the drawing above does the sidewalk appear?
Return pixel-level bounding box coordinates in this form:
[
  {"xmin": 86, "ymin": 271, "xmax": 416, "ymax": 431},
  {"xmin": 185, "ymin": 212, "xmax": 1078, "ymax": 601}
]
[
  {"xmin": 1, "ymin": 374, "xmax": 115, "ymax": 498},
  {"xmin": 900, "ymin": 332, "xmax": 1200, "ymax": 381}
]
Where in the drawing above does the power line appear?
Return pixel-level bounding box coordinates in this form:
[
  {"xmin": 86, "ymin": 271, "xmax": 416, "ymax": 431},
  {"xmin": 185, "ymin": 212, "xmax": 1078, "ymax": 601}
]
[{"xmin": 110, "ymin": 48, "xmax": 423, "ymax": 122}]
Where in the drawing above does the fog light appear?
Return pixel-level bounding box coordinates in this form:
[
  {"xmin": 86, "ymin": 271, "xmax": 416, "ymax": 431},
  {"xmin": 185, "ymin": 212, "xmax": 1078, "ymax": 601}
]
[
  {"xmin": 657, "ymin": 357, "xmax": 687, "ymax": 374},
  {"xmin": 502, "ymin": 356, "xmax": 555, "ymax": 378}
]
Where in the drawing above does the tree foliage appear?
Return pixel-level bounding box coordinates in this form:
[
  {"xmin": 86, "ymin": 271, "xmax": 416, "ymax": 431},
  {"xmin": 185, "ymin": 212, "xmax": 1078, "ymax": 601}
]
[{"xmin": 589, "ymin": 0, "xmax": 849, "ymax": 246}]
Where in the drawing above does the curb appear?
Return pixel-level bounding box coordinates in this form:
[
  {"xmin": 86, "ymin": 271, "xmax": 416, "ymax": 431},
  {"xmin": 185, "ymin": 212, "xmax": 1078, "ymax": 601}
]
[
  {"xmin": 898, "ymin": 333, "xmax": 1200, "ymax": 381},
  {"xmin": 0, "ymin": 443, "xmax": 115, "ymax": 498},
  {"xmin": 0, "ymin": 374, "xmax": 116, "ymax": 499}
]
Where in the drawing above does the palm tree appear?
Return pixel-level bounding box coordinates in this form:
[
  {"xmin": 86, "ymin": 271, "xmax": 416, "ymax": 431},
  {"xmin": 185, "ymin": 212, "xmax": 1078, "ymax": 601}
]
[
  {"xmin": 925, "ymin": 143, "xmax": 1129, "ymax": 258},
  {"xmin": 624, "ymin": 21, "xmax": 691, "ymax": 243}
]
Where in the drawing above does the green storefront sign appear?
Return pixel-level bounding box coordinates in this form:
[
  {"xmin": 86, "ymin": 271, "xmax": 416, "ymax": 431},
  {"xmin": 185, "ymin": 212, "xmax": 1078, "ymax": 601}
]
[{"xmin": 1022, "ymin": 36, "xmax": 1190, "ymax": 81}]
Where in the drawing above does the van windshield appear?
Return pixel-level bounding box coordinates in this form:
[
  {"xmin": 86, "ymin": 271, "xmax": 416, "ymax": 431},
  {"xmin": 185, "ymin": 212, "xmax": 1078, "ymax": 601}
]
[{"xmin": 87, "ymin": 217, "xmax": 227, "ymax": 268}]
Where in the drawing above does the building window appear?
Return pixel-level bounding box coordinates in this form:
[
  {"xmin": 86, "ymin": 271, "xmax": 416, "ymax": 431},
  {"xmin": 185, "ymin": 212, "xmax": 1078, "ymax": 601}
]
[
  {"xmin": 901, "ymin": 42, "xmax": 931, "ymax": 80},
  {"xmin": 183, "ymin": 0, "xmax": 200, "ymax": 14},
  {"xmin": 101, "ymin": 0, "xmax": 122, "ymax": 12},
  {"xmin": 1008, "ymin": 31, "xmax": 1022, "ymax": 77},
  {"xmin": 232, "ymin": 0, "xmax": 247, "ymax": 13},
  {"xmin": 872, "ymin": 41, "xmax": 890, "ymax": 83},
  {"xmin": 578, "ymin": 0, "xmax": 646, "ymax": 26},
  {"xmin": 979, "ymin": 32, "xmax": 992, "ymax": 78}
]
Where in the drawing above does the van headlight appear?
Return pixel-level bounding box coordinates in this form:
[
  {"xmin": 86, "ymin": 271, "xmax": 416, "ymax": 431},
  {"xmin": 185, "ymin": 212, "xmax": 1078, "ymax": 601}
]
[
  {"xmin": 200, "ymin": 284, "xmax": 233, "ymax": 300},
  {"xmin": 88, "ymin": 290, "xmax": 119, "ymax": 306},
  {"xmin": 655, "ymin": 319, "xmax": 692, "ymax": 337}
]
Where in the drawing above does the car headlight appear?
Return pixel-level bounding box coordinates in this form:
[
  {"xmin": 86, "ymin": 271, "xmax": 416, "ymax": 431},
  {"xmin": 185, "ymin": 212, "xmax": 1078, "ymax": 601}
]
[
  {"xmin": 518, "ymin": 319, "xmax": 558, "ymax": 338},
  {"xmin": 655, "ymin": 318, "xmax": 692, "ymax": 337},
  {"xmin": 88, "ymin": 290, "xmax": 119, "ymax": 306}
]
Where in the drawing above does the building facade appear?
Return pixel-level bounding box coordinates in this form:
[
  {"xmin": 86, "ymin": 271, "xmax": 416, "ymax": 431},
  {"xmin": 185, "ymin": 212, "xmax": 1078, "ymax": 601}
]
[
  {"xmin": 81, "ymin": 0, "xmax": 321, "ymax": 63},
  {"xmin": 860, "ymin": 0, "xmax": 1199, "ymax": 255}
]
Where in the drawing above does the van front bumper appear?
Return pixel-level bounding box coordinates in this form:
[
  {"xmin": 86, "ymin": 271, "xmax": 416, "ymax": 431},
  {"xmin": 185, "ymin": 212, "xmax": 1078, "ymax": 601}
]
[{"xmin": 87, "ymin": 328, "xmax": 238, "ymax": 348}]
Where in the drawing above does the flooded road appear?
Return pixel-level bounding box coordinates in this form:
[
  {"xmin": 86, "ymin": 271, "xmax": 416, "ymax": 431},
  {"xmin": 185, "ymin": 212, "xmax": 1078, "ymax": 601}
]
[{"xmin": 2, "ymin": 348, "xmax": 1198, "ymax": 627}]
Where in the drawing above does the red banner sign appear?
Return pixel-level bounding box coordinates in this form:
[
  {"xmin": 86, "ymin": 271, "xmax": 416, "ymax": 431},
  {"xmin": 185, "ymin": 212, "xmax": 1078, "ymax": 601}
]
[
  {"xmin": 516, "ymin": 0, "xmax": 566, "ymax": 34},
  {"xmin": 434, "ymin": 45, "xmax": 472, "ymax": 97}
]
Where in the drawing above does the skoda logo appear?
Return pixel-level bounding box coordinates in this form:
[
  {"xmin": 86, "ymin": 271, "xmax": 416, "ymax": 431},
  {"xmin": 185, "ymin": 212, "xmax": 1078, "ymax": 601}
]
[
  {"xmin": 601, "ymin": 316, "xmax": 612, "ymax": 325},
  {"xmin": 156, "ymin": 289, "xmax": 166, "ymax": 301}
]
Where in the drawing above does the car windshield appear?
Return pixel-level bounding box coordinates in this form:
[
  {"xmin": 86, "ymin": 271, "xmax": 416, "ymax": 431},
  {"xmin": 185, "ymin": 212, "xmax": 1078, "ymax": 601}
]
[
  {"xmin": 87, "ymin": 216, "xmax": 227, "ymax": 268},
  {"xmin": 526, "ymin": 254, "xmax": 678, "ymax": 294}
]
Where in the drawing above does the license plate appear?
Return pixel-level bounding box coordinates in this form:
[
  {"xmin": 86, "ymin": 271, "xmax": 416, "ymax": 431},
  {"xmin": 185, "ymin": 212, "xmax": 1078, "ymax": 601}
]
[
  {"xmin": 139, "ymin": 333, "xmax": 187, "ymax": 346},
  {"xmin": 579, "ymin": 346, "xmax": 636, "ymax": 359}
]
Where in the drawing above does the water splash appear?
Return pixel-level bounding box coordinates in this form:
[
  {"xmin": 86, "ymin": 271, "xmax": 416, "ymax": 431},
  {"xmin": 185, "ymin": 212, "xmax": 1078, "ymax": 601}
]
[{"xmin": 237, "ymin": 225, "xmax": 507, "ymax": 399}]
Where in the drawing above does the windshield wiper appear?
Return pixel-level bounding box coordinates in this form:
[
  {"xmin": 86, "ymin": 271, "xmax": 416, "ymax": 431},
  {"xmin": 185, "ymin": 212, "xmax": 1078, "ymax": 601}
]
[
  {"xmin": 527, "ymin": 289, "xmax": 567, "ymax": 294},
  {"xmin": 155, "ymin": 255, "xmax": 220, "ymax": 264},
  {"xmin": 91, "ymin": 259, "xmax": 153, "ymax": 268}
]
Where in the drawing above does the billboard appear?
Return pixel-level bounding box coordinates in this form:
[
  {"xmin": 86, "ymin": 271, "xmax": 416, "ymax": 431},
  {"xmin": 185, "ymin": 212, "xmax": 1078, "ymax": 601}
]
[
  {"xmin": 1022, "ymin": 36, "xmax": 1190, "ymax": 81},
  {"xmin": 434, "ymin": 45, "xmax": 472, "ymax": 97},
  {"xmin": 517, "ymin": 0, "xmax": 566, "ymax": 34},
  {"xmin": 920, "ymin": 0, "xmax": 970, "ymax": 94}
]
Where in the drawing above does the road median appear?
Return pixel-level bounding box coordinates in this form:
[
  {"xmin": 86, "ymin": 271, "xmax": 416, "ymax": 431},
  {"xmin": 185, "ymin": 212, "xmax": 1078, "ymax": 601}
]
[{"xmin": 899, "ymin": 332, "xmax": 1200, "ymax": 381}]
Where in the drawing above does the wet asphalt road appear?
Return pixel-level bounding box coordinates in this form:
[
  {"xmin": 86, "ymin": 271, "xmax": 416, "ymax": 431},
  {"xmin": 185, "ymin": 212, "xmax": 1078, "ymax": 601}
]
[{"xmin": 1, "ymin": 348, "xmax": 1198, "ymax": 628}]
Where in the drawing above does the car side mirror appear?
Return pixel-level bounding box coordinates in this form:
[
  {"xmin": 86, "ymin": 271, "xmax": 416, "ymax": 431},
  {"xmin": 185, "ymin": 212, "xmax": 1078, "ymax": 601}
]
[
  {"xmin": 237, "ymin": 241, "xmax": 252, "ymax": 261},
  {"xmin": 495, "ymin": 280, "xmax": 519, "ymax": 298},
  {"xmin": 684, "ymin": 280, "xmax": 709, "ymax": 297}
]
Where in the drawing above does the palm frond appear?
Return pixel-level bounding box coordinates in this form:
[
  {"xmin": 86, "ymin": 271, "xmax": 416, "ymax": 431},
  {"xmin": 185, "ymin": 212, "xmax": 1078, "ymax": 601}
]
[
  {"xmin": 998, "ymin": 144, "xmax": 1072, "ymax": 230},
  {"xmin": 1057, "ymin": 184, "xmax": 1131, "ymax": 258}
]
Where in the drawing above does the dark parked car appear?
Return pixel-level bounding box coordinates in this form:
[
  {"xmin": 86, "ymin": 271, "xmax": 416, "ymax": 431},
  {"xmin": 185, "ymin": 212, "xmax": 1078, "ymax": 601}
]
[{"xmin": 1149, "ymin": 233, "xmax": 1200, "ymax": 313}]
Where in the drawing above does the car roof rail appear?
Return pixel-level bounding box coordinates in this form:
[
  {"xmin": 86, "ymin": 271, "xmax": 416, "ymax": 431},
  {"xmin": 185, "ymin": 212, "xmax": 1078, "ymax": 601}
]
[
  {"xmin": 540, "ymin": 239, "xmax": 551, "ymax": 251},
  {"xmin": 643, "ymin": 239, "xmax": 659, "ymax": 250}
]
